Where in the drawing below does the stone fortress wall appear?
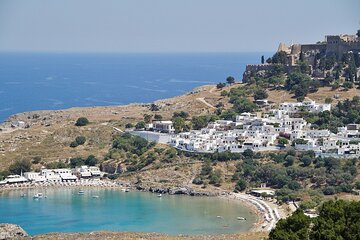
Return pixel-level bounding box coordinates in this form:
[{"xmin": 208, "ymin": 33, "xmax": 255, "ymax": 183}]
[{"xmin": 242, "ymin": 33, "xmax": 360, "ymax": 82}]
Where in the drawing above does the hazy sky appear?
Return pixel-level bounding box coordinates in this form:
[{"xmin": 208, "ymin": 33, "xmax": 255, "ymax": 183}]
[{"xmin": 0, "ymin": 0, "xmax": 359, "ymax": 53}]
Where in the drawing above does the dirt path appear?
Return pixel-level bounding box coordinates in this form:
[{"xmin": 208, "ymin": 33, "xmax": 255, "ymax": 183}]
[{"xmin": 196, "ymin": 97, "xmax": 216, "ymax": 109}]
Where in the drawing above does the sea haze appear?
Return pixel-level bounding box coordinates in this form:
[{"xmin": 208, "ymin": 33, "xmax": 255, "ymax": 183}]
[{"xmin": 0, "ymin": 52, "xmax": 268, "ymax": 122}]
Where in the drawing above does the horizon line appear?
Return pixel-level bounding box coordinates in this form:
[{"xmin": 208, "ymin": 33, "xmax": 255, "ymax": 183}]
[{"xmin": 0, "ymin": 50, "xmax": 274, "ymax": 54}]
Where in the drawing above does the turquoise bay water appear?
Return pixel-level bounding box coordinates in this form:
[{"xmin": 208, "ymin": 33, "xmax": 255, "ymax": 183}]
[
  {"xmin": 0, "ymin": 189, "xmax": 257, "ymax": 235},
  {"xmin": 0, "ymin": 52, "xmax": 270, "ymax": 122}
]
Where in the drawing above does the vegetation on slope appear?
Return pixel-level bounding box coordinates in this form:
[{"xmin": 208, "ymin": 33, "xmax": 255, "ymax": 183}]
[{"xmin": 269, "ymin": 200, "xmax": 360, "ymax": 240}]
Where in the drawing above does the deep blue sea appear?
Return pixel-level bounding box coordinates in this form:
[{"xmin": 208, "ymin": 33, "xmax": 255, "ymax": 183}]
[
  {"xmin": 0, "ymin": 189, "xmax": 257, "ymax": 235},
  {"xmin": 0, "ymin": 52, "xmax": 267, "ymax": 122}
]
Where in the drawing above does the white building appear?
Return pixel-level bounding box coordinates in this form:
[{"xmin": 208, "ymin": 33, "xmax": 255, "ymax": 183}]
[
  {"xmin": 2, "ymin": 175, "xmax": 28, "ymax": 184},
  {"xmin": 89, "ymin": 166, "xmax": 101, "ymax": 176},
  {"xmin": 40, "ymin": 169, "xmax": 62, "ymax": 182},
  {"xmin": 53, "ymin": 169, "xmax": 77, "ymax": 182},
  {"xmin": 146, "ymin": 121, "xmax": 174, "ymax": 133},
  {"xmin": 24, "ymin": 172, "xmax": 46, "ymax": 182},
  {"xmin": 279, "ymin": 101, "xmax": 331, "ymax": 113}
]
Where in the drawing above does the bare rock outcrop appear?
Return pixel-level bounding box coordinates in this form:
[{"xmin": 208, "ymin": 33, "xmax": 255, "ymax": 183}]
[{"xmin": 0, "ymin": 224, "xmax": 29, "ymax": 240}]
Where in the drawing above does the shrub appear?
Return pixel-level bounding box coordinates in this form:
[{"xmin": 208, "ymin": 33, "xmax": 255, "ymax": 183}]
[
  {"xmin": 135, "ymin": 121, "xmax": 145, "ymax": 129},
  {"xmin": 192, "ymin": 177, "xmax": 203, "ymax": 185},
  {"xmin": 46, "ymin": 161, "xmax": 69, "ymax": 169},
  {"xmin": 322, "ymin": 186, "xmax": 337, "ymax": 195},
  {"xmin": 69, "ymin": 141, "xmax": 79, "ymax": 148},
  {"xmin": 216, "ymin": 82, "xmax": 226, "ymax": 89},
  {"xmin": 75, "ymin": 136, "xmax": 86, "ymax": 145},
  {"xmin": 75, "ymin": 117, "xmax": 89, "ymax": 126},
  {"xmin": 107, "ymin": 174, "xmax": 119, "ymax": 180},
  {"xmin": 154, "ymin": 114, "xmax": 163, "ymax": 120},
  {"xmin": 220, "ymin": 90, "xmax": 228, "ymax": 97},
  {"xmin": 0, "ymin": 170, "xmax": 10, "ymax": 181},
  {"xmin": 70, "ymin": 157, "xmax": 85, "ymax": 168},
  {"xmin": 32, "ymin": 156, "xmax": 41, "ymax": 164},
  {"xmin": 325, "ymin": 97, "xmax": 333, "ymax": 104},
  {"xmin": 125, "ymin": 123, "xmax": 133, "ymax": 128},
  {"xmin": 278, "ymin": 137, "xmax": 288, "ymax": 146}
]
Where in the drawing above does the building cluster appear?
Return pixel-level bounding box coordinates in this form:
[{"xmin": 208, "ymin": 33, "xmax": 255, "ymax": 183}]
[
  {"xmin": 0, "ymin": 165, "xmax": 102, "ymax": 185},
  {"xmin": 165, "ymin": 100, "xmax": 360, "ymax": 158}
]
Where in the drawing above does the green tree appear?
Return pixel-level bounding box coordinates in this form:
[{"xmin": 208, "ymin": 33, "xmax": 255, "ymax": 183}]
[
  {"xmin": 209, "ymin": 169, "xmax": 222, "ymax": 186},
  {"xmin": 154, "ymin": 114, "xmax": 163, "ymax": 121},
  {"xmin": 143, "ymin": 114, "xmax": 152, "ymax": 123},
  {"xmin": 172, "ymin": 117, "xmax": 186, "ymax": 133},
  {"xmin": 300, "ymin": 155, "xmax": 312, "ymax": 167},
  {"xmin": 172, "ymin": 111, "xmax": 189, "ymax": 119},
  {"xmin": 85, "ymin": 155, "xmax": 98, "ymax": 166},
  {"xmin": 191, "ymin": 116, "xmax": 210, "ymax": 130},
  {"xmin": 200, "ymin": 160, "xmax": 213, "ymax": 176},
  {"xmin": 268, "ymin": 209, "xmax": 311, "ymax": 240},
  {"xmin": 299, "ymin": 61, "xmax": 310, "ymax": 74},
  {"xmin": 357, "ymin": 29, "xmax": 360, "ymax": 38},
  {"xmin": 232, "ymin": 98, "xmax": 257, "ymax": 113},
  {"xmin": 75, "ymin": 117, "xmax": 89, "ymax": 126},
  {"xmin": 226, "ymin": 76, "xmax": 235, "ymax": 85},
  {"xmin": 270, "ymin": 200, "xmax": 360, "ymax": 240},
  {"xmin": 278, "ymin": 137, "xmax": 288, "ymax": 147},
  {"xmin": 8, "ymin": 159, "xmax": 32, "ymax": 175},
  {"xmin": 272, "ymin": 51, "xmax": 288, "ymax": 64},
  {"xmin": 235, "ymin": 179, "xmax": 247, "ymax": 191},
  {"xmin": 285, "ymin": 155, "xmax": 295, "ymax": 167},
  {"xmin": 70, "ymin": 157, "xmax": 85, "ymax": 168},
  {"xmin": 343, "ymin": 81, "xmax": 353, "ymax": 90},
  {"xmin": 0, "ymin": 170, "xmax": 10, "ymax": 180},
  {"xmin": 311, "ymin": 200, "xmax": 360, "ymax": 239},
  {"xmin": 242, "ymin": 149, "xmax": 254, "ymax": 159},
  {"xmin": 261, "ymin": 55, "xmax": 265, "ymax": 64},
  {"xmin": 254, "ymin": 89, "xmax": 269, "ymax": 100}
]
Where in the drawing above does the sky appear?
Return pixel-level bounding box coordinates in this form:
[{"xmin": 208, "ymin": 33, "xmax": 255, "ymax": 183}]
[{"xmin": 0, "ymin": 0, "xmax": 359, "ymax": 53}]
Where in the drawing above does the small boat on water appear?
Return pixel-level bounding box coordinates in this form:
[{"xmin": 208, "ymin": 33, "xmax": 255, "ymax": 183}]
[
  {"xmin": 237, "ymin": 217, "xmax": 246, "ymax": 220},
  {"xmin": 157, "ymin": 194, "xmax": 162, "ymax": 198},
  {"xmin": 33, "ymin": 193, "xmax": 43, "ymax": 199},
  {"xmin": 20, "ymin": 193, "xmax": 26, "ymax": 198},
  {"xmin": 216, "ymin": 216, "xmax": 223, "ymax": 219},
  {"xmin": 92, "ymin": 195, "xmax": 99, "ymax": 198},
  {"xmin": 78, "ymin": 190, "xmax": 85, "ymax": 195},
  {"xmin": 122, "ymin": 188, "xmax": 129, "ymax": 192}
]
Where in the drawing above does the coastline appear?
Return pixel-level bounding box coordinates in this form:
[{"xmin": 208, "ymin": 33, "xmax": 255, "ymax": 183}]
[
  {"xmin": 0, "ymin": 179, "xmax": 276, "ymax": 234},
  {"xmin": 0, "ymin": 82, "xmax": 282, "ymax": 238}
]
